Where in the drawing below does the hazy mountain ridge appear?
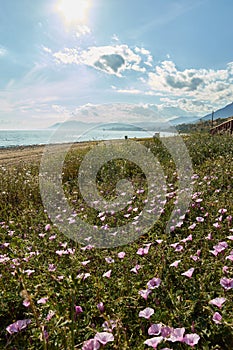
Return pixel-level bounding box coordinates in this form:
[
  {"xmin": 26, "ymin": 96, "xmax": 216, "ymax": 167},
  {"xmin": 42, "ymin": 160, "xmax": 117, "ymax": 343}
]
[{"xmin": 49, "ymin": 102, "xmax": 233, "ymax": 131}]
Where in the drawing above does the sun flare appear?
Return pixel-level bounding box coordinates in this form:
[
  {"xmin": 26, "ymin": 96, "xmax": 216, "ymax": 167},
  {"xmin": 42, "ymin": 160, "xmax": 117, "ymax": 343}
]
[{"xmin": 56, "ymin": 0, "xmax": 91, "ymax": 25}]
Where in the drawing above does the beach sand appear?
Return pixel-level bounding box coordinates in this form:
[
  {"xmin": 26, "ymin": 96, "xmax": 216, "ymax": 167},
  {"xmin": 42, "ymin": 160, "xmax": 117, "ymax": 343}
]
[{"xmin": 0, "ymin": 141, "xmax": 97, "ymax": 166}]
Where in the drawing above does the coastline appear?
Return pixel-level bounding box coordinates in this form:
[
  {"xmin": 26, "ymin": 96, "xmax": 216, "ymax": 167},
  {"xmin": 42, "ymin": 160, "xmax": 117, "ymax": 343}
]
[
  {"xmin": 0, "ymin": 137, "xmax": 148, "ymax": 166},
  {"xmin": 0, "ymin": 141, "xmax": 99, "ymax": 166}
]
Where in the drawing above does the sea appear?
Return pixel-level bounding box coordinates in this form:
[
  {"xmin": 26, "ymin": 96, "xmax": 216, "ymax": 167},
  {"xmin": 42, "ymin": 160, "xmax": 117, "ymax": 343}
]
[{"xmin": 0, "ymin": 129, "xmax": 176, "ymax": 148}]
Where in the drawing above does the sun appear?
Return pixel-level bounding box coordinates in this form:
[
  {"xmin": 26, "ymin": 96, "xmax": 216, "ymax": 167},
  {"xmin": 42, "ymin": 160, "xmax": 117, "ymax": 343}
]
[{"xmin": 56, "ymin": 0, "xmax": 91, "ymax": 26}]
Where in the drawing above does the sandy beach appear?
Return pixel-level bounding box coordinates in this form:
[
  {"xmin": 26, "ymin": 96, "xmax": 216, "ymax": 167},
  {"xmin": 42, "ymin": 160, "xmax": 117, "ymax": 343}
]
[{"xmin": 0, "ymin": 141, "xmax": 98, "ymax": 166}]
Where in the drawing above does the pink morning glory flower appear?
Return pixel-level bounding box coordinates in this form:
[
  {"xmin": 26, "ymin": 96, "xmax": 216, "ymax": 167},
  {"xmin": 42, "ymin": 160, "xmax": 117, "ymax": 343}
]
[
  {"xmin": 102, "ymin": 320, "xmax": 117, "ymax": 332},
  {"xmin": 212, "ymin": 312, "xmax": 222, "ymax": 324},
  {"xmin": 37, "ymin": 297, "xmax": 48, "ymax": 304},
  {"xmin": 94, "ymin": 332, "xmax": 114, "ymax": 345},
  {"xmin": 188, "ymin": 223, "xmax": 196, "ymax": 230},
  {"xmin": 209, "ymin": 297, "xmax": 226, "ymax": 309},
  {"xmin": 220, "ymin": 277, "xmax": 233, "ymax": 290},
  {"xmin": 137, "ymin": 245, "xmax": 150, "ymax": 256},
  {"xmin": 97, "ymin": 302, "xmax": 105, "ymax": 313},
  {"xmin": 75, "ymin": 305, "xmax": 83, "ymax": 314},
  {"xmin": 183, "ymin": 333, "xmax": 200, "ymax": 347},
  {"xmin": 181, "ymin": 267, "xmax": 194, "ymax": 278},
  {"xmin": 168, "ymin": 327, "xmax": 185, "ymax": 342},
  {"xmin": 144, "ymin": 336, "xmax": 163, "ymax": 348},
  {"xmin": 147, "ymin": 277, "xmax": 161, "ymax": 289},
  {"xmin": 117, "ymin": 251, "xmax": 125, "ymax": 259},
  {"xmin": 196, "ymin": 216, "xmax": 204, "ymax": 222},
  {"xmin": 161, "ymin": 326, "xmax": 172, "ymax": 338},
  {"xmin": 48, "ymin": 264, "xmax": 56, "ymax": 272},
  {"xmin": 169, "ymin": 260, "xmax": 181, "ymax": 268},
  {"xmin": 130, "ymin": 264, "xmax": 141, "ymax": 274},
  {"xmin": 6, "ymin": 319, "xmax": 31, "ymax": 334},
  {"xmin": 148, "ymin": 323, "xmax": 162, "ymax": 336},
  {"xmin": 23, "ymin": 299, "xmax": 30, "ymax": 307},
  {"xmin": 82, "ymin": 338, "xmax": 100, "ymax": 350},
  {"xmin": 103, "ymin": 270, "xmax": 112, "ymax": 278},
  {"xmin": 226, "ymin": 254, "xmax": 233, "ymax": 261},
  {"xmin": 45, "ymin": 224, "xmax": 51, "ymax": 231},
  {"xmin": 139, "ymin": 307, "xmax": 154, "ymax": 319},
  {"xmin": 138, "ymin": 289, "xmax": 151, "ymax": 300}
]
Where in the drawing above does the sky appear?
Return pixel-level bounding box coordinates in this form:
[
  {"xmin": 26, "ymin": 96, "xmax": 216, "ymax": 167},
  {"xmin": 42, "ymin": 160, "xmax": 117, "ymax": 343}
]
[{"xmin": 1, "ymin": 0, "xmax": 233, "ymax": 129}]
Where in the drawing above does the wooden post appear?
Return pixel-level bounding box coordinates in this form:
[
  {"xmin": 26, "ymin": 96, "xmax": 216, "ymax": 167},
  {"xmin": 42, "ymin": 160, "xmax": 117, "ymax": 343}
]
[{"xmin": 211, "ymin": 111, "xmax": 214, "ymax": 128}]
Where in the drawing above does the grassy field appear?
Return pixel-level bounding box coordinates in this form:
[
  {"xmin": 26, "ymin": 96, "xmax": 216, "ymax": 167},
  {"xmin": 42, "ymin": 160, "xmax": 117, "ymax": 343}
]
[{"xmin": 0, "ymin": 133, "xmax": 233, "ymax": 349}]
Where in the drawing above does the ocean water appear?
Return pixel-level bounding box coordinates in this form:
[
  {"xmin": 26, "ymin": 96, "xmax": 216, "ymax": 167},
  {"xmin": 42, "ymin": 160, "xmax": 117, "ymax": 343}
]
[{"xmin": 0, "ymin": 129, "xmax": 175, "ymax": 148}]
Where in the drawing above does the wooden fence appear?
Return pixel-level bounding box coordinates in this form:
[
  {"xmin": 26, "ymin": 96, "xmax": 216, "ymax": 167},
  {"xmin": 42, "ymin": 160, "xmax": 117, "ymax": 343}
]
[{"xmin": 210, "ymin": 118, "xmax": 233, "ymax": 135}]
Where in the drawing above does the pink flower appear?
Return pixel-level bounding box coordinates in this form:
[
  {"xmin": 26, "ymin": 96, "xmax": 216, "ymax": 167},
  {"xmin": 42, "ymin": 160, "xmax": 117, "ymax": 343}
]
[
  {"xmin": 94, "ymin": 332, "xmax": 114, "ymax": 345},
  {"xmin": 105, "ymin": 257, "xmax": 115, "ymax": 264},
  {"xmin": 48, "ymin": 264, "xmax": 56, "ymax": 272},
  {"xmin": 81, "ymin": 260, "xmax": 91, "ymax": 266},
  {"xmin": 46, "ymin": 310, "xmax": 55, "ymax": 321},
  {"xmin": 226, "ymin": 254, "xmax": 233, "ymax": 261},
  {"xmin": 181, "ymin": 234, "xmax": 192, "ymax": 243},
  {"xmin": 209, "ymin": 297, "xmax": 226, "ymax": 309},
  {"xmin": 76, "ymin": 273, "xmax": 91, "ymax": 280},
  {"xmin": 148, "ymin": 323, "xmax": 162, "ymax": 335},
  {"xmin": 6, "ymin": 319, "xmax": 31, "ymax": 334},
  {"xmin": 24, "ymin": 269, "xmax": 35, "ymax": 276},
  {"xmin": 130, "ymin": 264, "xmax": 141, "ymax": 274},
  {"xmin": 37, "ymin": 297, "xmax": 48, "ymax": 304},
  {"xmin": 147, "ymin": 277, "xmax": 161, "ymax": 289},
  {"xmin": 23, "ymin": 299, "xmax": 30, "ymax": 307},
  {"xmin": 218, "ymin": 208, "xmax": 227, "ymax": 214},
  {"xmin": 169, "ymin": 260, "xmax": 181, "ymax": 268},
  {"xmin": 82, "ymin": 338, "xmax": 100, "ymax": 350},
  {"xmin": 222, "ymin": 266, "xmax": 229, "ymax": 274},
  {"xmin": 220, "ymin": 277, "xmax": 233, "ymax": 290},
  {"xmin": 144, "ymin": 336, "xmax": 163, "ymax": 348},
  {"xmin": 117, "ymin": 251, "xmax": 126, "ymax": 259},
  {"xmin": 161, "ymin": 326, "xmax": 172, "ymax": 338},
  {"xmin": 45, "ymin": 224, "xmax": 51, "ymax": 231},
  {"xmin": 196, "ymin": 217, "xmax": 204, "ymax": 222},
  {"xmin": 139, "ymin": 307, "xmax": 154, "ymax": 319},
  {"xmin": 188, "ymin": 223, "xmax": 196, "ymax": 230},
  {"xmin": 97, "ymin": 302, "xmax": 105, "ymax": 313},
  {"xmin": 102, "ymin": 320, "xmax": 116, "ymax": 332},
  {"xmin": 103, "ymin": 270, "xmax": 112, "ymax": 278},
  {"xmin": 181, "ymin": 267, "xmax": 194, "ymax": 278},
  {"xmin": 168, "ymin": 327, "xmax": 185, "ymax": 342},
  {"xmin": 75, "ymin": 305, "xmax": 83, "ymax": 314},
  {"xmin": 137, "ymin": 245, "xmax": 150, "ymax": 256},
  {"xmin": 212, "ymin": 312, "xmax": 222, "ymax": 324},
  {"xmin": 183, "ymin": 333, "xmax": 200, "ymax": 347},
  {"xmin": 138, "ymin": 289, "xmax": 151, "ymax": 300}
]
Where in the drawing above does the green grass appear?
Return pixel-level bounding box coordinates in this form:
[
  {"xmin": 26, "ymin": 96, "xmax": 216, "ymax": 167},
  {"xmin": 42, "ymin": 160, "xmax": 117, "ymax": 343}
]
[{"xmin": 0, "ymin": 133, "xmax": 233, "ymax": 349}]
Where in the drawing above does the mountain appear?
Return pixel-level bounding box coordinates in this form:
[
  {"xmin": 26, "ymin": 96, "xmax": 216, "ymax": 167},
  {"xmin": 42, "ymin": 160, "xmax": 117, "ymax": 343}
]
[
  {"xmin": 169, "ymin": 116, "xmax": 200, "ymax": 125},
  {"xmin": 201, "ymin": 102, "xmax": 233, "ymax": 121}
]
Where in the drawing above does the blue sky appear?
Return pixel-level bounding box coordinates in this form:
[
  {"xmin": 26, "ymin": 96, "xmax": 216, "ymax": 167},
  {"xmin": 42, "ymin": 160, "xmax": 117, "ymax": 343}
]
[{"xmin": 1, "ymin": 0, "xmax": 233, "ymax": 129}]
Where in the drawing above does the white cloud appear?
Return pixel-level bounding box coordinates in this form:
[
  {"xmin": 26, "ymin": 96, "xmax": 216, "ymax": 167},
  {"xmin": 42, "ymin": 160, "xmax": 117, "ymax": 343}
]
[
  {"xmin": 76, "ymin": 24, "xmax": 91, "ymax": 38},
  {"xmin": 53, "ymin": 44, "xmax": 152, "ymax": 76},
  {"xmin": 115, "ymin": 88, "xmax": 142, "ymax": 95},
  {"xmin": 0, "ymin": 45, "xmax": 8, "ymax": 57},
  {"xmin": 42, "ymin": 46, "xmax": 52, "ymax": 54},
  {"xmin": 146, "ymin": 60, "xmax": 233, "ymax": 113}
]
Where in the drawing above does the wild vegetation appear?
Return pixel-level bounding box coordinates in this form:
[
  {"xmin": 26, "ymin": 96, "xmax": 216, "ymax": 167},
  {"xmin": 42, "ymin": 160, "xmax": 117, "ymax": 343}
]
[
  {"xmin": 176, "ymin": 117, "xmax": 231, "ymax": 134},
  {"xmin": 0, "ymin": 133, "xmax": 232, "ymax": 349}
]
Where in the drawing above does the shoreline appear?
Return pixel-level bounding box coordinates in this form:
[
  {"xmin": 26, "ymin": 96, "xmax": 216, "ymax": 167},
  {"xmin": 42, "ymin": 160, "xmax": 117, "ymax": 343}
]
[
  {"xmin": 0, "ymin": 140, "xmax": 99, "ymax": 166},
  {"xmin": 0, "ymin": 137, "xmax": 151, "ymax": 166}
]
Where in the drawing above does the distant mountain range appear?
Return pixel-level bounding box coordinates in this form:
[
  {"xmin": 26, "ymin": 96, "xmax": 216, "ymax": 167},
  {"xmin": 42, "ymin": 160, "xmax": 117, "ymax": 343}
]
[
  {"xmin": 49, "ymin": 102, "xmax": 233, "ymax": 131},
  {"xmin": 201, "ymin": 102, "xmax": 233, "ymax": 122}
]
